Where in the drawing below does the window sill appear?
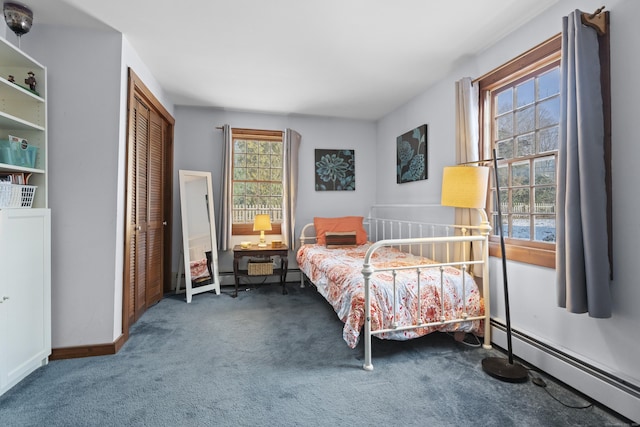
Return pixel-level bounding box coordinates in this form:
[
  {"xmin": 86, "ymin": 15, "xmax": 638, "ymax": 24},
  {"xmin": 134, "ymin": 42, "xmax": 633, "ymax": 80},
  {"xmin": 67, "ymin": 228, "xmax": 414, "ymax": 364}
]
[
  {"xmin": 489, "ymin": 241, "xmax": 555, "ymax": 269},
  {"xmin": 232, "ymin": 223, "xmax": 282, "ymax": 236}
]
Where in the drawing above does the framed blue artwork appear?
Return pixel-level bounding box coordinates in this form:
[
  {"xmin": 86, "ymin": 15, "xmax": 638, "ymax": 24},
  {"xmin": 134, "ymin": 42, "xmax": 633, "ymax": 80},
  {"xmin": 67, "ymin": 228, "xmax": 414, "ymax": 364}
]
[
  {"xmin": 397, "ymin": 124, "xmax": 427, "ymax": 183},
  {"xmin": 315, "ymin": 149, "xmax": 355, "ymax": 191}
]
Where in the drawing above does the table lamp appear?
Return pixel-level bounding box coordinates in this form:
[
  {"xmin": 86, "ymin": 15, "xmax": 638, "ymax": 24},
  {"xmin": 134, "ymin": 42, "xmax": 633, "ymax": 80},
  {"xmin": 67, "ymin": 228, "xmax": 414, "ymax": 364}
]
[{"xmin": 253, "ymin": 214, "xmax": 272, "ymax": 247}]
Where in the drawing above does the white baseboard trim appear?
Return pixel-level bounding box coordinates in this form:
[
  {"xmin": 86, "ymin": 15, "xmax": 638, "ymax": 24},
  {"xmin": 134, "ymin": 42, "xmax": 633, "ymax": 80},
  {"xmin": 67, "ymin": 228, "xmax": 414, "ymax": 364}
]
[{"xmin": 491, "ymin": 321, "xmax": 640, "ymax": 424}]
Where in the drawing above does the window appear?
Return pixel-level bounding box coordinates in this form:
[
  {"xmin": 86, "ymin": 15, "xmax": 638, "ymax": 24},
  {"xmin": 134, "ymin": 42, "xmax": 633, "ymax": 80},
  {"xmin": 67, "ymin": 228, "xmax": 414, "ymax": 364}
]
[
  {"xmin": 479, "ymin": 35, "xmax": 561, "ymax": 268},
  {"xmin": 231, "ymin": 128, "xmax": 283, "ymax": 235}
]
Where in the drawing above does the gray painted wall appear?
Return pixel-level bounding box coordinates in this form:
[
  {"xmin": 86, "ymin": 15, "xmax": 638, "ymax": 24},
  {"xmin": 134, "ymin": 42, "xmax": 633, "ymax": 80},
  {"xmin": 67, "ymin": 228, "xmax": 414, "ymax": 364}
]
[
  {"xmin": 19, "ymin": 25, "xmax": 174, "ymax": 348},
  {"xmin": 172, "ymin": 106, "xmax": 377, "ymax": 277},
  {"xmin": 21, "ymin": 25, "xmax": 123, "ymax": 348}
]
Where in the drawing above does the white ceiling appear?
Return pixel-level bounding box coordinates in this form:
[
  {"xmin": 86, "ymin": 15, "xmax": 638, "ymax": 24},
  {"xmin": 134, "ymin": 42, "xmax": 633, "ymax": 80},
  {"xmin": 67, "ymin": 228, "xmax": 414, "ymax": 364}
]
[{"xmin": 16, "ymin": 0, "xmax": 561, "ymax": 120}]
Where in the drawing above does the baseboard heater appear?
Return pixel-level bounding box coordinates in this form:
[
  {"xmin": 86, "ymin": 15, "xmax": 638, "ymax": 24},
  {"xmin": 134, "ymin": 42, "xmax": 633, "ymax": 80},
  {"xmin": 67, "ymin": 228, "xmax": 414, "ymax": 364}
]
[
  {"xmin": 490, "ymin": 319, "xmax": 640, "ymax": 423},
  {"xmin": 219, "ymin": 268, "xmax": 302, "ymax": 276},
  {"xmin": 218, "ymin": 268, "xmax": 303, "ymax": 285}
]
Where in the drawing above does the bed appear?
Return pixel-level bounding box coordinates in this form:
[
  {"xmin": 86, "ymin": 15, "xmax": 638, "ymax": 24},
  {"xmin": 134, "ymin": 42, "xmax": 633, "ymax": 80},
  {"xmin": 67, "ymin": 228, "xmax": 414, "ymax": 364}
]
[{"xmin": 296, "ymin": 205, "xmax": 492, "ymax": 370}]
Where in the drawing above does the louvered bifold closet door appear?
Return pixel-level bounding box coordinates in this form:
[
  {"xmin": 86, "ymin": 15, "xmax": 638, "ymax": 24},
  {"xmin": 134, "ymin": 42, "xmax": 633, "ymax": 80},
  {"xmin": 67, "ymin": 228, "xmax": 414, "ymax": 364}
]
[
  {"xmin": 145, "ymin": 109, "xmax": 165, "ymax": 307},
  {"xmin": 124, "ymin": 69, "xmax": 174, "ymax": 332},
  {"xmin": 129, "ymin": 97, "xmax": 150, "ymax": 323}
]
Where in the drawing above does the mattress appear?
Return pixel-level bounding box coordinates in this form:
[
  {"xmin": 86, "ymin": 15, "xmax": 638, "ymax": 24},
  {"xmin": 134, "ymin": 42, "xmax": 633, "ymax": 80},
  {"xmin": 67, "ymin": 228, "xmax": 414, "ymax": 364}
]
[{"xmin": 297, "ymin": 243, "xmax": 484, "ymax": 348}]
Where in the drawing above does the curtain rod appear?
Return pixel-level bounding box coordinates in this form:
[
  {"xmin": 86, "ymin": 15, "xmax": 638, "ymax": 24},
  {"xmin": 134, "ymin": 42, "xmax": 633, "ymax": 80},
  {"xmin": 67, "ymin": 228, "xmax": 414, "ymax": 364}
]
[
  {"xmin": 473, "ymin": 6, "xmax": 607, "ymax": 85},
  {"xmin": 214, "ymin": 126, "xmax": 286, "ymax": 134},
  {"xmin": 581, "ymin": 6, "xmax": 608, "ymax": 36}
]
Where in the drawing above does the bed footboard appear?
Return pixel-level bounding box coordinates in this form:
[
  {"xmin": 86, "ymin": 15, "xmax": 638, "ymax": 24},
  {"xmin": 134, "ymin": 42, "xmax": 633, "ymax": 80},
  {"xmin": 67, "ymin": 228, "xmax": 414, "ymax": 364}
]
[{"xmin": 361, "ymin": 233, "xmax": 490, "ymax": 370}]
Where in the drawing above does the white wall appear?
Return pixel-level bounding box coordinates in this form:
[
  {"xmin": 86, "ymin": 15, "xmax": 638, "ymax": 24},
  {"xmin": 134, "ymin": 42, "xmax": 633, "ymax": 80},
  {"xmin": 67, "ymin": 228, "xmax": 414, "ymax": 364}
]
[
  {"xmin": 172, "ymin": 107, "xmax": 377, "ymax": 275},
  {"xmin": 376, "ymin": 0, "xmax": 639, "ymax": 421},
  {"xmin": 19, "ymin": 26, "xmax": 174, "ymax": 349},
  {"xmin": 21, "ymin": 25, "xmax": 123, "ymax": 348},
  {"xmin": 376, "ymin": 81, "xmax": 458, "ymax": 205}
]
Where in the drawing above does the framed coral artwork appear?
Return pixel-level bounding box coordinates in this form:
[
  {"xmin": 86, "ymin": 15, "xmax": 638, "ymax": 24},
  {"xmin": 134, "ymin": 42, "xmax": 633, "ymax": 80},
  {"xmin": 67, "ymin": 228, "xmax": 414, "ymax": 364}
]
[
  {"xmin": 315, "ymin": 149, "xmax": 355, "ymax": 191},
  {"xmin": 397, "ymin": 124, "xmax": 427, "ymax": 183}
]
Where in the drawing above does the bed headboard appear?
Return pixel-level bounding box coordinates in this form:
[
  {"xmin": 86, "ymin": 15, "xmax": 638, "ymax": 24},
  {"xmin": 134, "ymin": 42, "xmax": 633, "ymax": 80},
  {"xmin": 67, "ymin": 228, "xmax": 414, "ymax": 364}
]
[
  {"xmin": 300, "ymin": 204, "xmax": 487, "ymax": 268},
  {"xmin": 368, "ymin": 203, "xmax": 453, "ymax": 225}
]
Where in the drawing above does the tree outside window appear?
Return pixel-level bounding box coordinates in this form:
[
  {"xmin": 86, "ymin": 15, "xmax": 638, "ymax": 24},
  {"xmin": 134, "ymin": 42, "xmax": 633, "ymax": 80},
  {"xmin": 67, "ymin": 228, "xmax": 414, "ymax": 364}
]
[{"xmin": 231, "ymin": 129, "xmax": 283, "ymax": 235}]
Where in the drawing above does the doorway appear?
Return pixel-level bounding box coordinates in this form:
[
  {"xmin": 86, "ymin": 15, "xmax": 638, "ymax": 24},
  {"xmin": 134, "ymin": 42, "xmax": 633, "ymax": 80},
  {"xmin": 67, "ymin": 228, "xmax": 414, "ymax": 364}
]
[{"xmin": 123, "ymin": 69, "xmax": 174, "ymax": 333}]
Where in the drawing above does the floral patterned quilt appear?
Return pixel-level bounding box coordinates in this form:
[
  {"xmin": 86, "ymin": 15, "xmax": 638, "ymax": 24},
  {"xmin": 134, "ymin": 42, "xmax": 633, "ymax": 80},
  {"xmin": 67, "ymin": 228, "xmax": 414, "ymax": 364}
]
[{"xmin": 297, "ymin": 243, "xmax": 484, "ymax": 348}]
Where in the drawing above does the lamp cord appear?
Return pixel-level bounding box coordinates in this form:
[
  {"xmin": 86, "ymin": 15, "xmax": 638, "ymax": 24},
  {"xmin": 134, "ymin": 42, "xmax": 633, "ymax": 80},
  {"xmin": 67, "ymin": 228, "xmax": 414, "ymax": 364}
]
[{"xmin": 528, "ymin": 370, "xmax": 594, "ymax": 410}]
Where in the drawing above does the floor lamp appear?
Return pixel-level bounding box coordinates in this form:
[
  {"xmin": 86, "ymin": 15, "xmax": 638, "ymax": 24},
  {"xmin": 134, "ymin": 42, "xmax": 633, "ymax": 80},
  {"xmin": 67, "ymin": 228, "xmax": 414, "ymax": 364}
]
[
  {"xmin": 441, "ymin": 155, "xmax": 528, "ymax": 383},
  {"xmin": 480, "ymin": 150, "xmax": 528, "ymax": 382}
]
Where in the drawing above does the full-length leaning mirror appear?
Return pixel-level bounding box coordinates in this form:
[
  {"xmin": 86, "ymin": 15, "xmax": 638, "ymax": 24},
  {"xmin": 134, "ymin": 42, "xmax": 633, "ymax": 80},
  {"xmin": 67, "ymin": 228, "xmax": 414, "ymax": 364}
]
[{"xmin": 179, "ymin": 170, "xmax": 221, "ymax": 302}]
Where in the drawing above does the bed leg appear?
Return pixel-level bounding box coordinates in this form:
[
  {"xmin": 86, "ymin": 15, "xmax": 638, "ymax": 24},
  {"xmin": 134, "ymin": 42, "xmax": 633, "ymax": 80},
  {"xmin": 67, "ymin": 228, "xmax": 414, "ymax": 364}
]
[
  {"xmin": 483, "ymin": 334, "xmax": 492, "ymax": 350},
  {"xmin": 363, "ymin": 314, "xmax": 373, "ymax": 370},
  {"xmin": 363, "ymin": 308, "xmax": 373, "ymax": 369},
  {"xmin": 363, "ymin": 330, "xmax": 373, "ymax": 371},
  {"xmin": 482, "ymin": 316, "xmax": 492, "ymax": 349},
  {"xmin": 362, "ymin": 268, "xmax": 374, "ymax": 371}
]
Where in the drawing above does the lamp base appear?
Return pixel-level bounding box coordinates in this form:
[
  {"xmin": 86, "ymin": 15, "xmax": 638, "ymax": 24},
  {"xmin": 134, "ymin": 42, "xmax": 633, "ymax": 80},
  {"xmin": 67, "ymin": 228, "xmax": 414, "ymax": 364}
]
[
  {"xmin": 482, "ymin": 357, "xmax": 528, "ymax": 383},
  {"xmin": 257, "ymin": 242, "xmax": 267, "ymax": 248}
]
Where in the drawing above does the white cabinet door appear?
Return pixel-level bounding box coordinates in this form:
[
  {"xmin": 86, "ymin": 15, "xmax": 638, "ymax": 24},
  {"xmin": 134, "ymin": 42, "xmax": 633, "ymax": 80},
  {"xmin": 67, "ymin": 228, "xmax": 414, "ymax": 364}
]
[{"xmin": 0, "ymin": 208, "xmax": 51, "ymax": 396}]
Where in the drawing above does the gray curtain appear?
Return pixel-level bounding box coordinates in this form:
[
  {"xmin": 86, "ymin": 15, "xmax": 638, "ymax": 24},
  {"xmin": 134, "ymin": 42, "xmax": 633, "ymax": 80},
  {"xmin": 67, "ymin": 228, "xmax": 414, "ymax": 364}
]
[
  {"xmin": 218, "ymin": 124, "xmax": 233, "ymax": 251},
  {"xmin": 282, "ymin": 129, "xmax": 301, "ymax": 249},
  {"xmin": 556, "ymin": 10, "xmax": 611, "ymax": 318},
  {"xmin": 454, "ymin": 77, "xmax": 483, "ymax": 276}
]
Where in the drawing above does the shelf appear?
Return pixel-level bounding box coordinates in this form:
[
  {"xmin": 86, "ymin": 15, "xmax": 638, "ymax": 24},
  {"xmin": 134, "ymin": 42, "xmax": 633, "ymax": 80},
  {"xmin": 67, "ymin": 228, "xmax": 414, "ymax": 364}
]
[
  {"xmin": 0, "ymin": 110, "xmax": 45, "ymax": 131},
  {"xmin": 0, "ymin": 162, "xmax": 44, "ymax": 174},
  {"xmin": 0, "ymin": 76, "xmax": 44, "ymax": 102},
  {"xmin": 0, "ymin": 40, "xmax": 45, "ymax": 71}
]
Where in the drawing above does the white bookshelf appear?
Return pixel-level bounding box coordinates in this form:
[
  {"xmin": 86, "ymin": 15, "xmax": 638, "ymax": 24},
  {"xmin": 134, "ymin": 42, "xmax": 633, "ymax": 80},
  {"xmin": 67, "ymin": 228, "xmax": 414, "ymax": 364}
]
[{"xmin": 0, "ymin": 36, "xmax": 51, "ymax": 397}]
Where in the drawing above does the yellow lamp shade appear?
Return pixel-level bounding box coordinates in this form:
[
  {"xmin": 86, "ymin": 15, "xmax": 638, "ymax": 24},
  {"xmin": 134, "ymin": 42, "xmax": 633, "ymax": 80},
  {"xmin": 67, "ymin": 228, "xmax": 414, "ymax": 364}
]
[
  {"xmin": 441, "ymin": 166, "xmax": 489, "ymax": 209},
  {"xmin": 253, "ymin": 214, "xmax": 272, "ymax": 231}
]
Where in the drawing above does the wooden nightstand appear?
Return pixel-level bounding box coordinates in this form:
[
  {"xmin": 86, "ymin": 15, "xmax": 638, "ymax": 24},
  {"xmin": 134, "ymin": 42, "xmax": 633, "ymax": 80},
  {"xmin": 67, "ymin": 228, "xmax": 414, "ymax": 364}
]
[{"xmin": 232, "ymin": 244, "xmax": 289, "ymax": 298}]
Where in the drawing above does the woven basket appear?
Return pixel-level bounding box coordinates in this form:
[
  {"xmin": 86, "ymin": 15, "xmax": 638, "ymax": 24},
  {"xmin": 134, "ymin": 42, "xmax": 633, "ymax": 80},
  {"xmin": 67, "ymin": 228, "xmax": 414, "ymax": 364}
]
[{"xmin": 248, "ymin": 260, "xmax": 273, "ymax": 275}]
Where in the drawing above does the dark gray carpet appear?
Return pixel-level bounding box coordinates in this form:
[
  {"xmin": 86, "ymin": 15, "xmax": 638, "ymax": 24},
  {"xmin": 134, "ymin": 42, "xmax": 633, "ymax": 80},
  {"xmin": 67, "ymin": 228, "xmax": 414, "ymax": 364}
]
[{"xmin": 0, "ymin": 283, "xmax": 631, "ymax": 426}]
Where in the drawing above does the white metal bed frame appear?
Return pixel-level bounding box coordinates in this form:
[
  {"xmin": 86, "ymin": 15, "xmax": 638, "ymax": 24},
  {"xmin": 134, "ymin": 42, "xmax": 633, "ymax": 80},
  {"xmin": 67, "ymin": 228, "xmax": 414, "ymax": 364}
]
[{"xmin": 298, "ymin": 204, "xmax": 492, "ymax": 370}]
